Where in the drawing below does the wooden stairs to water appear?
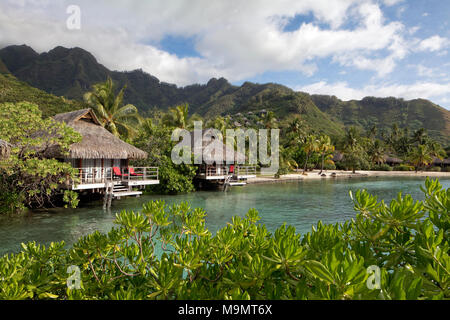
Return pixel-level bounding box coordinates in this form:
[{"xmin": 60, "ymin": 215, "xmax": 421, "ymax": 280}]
[
  {"xmin": 112, "ymin": 183, "xmax": 142, "ymax": 199},
  {"xmin": 223, "ymin": 175, "xmax": 247, "ymax": 192},
  {"xmin": 103, "ymin": 182, "xmax": 142, "ymax": 209}
]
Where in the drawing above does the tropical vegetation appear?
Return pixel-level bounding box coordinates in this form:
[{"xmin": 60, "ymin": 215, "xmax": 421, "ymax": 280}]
[
  {"xmin": 0, "ymin": 102, "xmax": 81, "ymax": 214},
  {"xmin": 1, "ymin": 45, "xmax": 449, "ymax": 145},
  {"xmin": 0, "ymin": 72, "xmax": 449, "ymax": 215},
  {"xmin": 84, "ymin": 77, "xmax": 141, "ymax": 139},
  {"xmin": 0, "ymin": 178, "xmax": 448, "ymax": 300}
]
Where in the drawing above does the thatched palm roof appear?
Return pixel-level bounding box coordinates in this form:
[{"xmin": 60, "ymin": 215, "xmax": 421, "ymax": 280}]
[
  {"xmin": 432, "ymin": 157, "xmax": 450, "ymax": 165},
  {"xmin": 384, "ymin": 155, "xmax": 403, "ymax": 164},
  {"xmin": 0, "ymin": 139, "xmax": 11, "ymax": 159},
  {"xmin": 53, "ymin": 109, "xmax": 147, "ymax": 160},
  {"xmin": 332, "ymin": 152, "xmax": 344, "ymax": 162},
  {"xmin": 190, "ymin": 129, "xmax": 246, "ymax": 164}
]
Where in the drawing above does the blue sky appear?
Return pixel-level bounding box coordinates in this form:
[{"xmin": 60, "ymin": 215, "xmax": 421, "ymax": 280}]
[{"xmin": 0, "ymin": 0, "xmax": 449, "ymax": 108}]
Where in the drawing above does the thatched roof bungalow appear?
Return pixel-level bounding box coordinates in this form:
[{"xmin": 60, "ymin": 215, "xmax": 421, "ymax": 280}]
[
  {"xmin": 333, "ymin": 152, "xmax": 404, "ymax": 166},
  {"xmin": 190, "ymin": 129, "xmax": 255, "ymax": 181},
  {"xmin": 332, "ymin": 152, "xmax": 344, "ymax": 162},
  {"xmin": 51, "ymin": 109, "xmax": 158, "ymax": 192},
  {"xmin": 190, "ymin": 129, "xmax": 246, "ymax": 164},
  {"xmin": 432, "ymin": 157, "xmax": 450, "ymax": 167},
  {"xmin": 384, "ymin": 155, "xmax": 403, "ymax": 165},
  {"xmin": 53, "ymin": 109, "xmax": 147, "ymax": 160}
]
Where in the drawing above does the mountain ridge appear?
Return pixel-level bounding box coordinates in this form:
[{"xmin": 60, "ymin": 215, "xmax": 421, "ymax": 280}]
[{"xmin": 1, "ymin": 44, "xmax": 449, "ymax": 145}]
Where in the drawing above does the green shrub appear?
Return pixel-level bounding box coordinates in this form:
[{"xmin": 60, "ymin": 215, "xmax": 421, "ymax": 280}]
[
  {"xmin": 0, "ymin": 179, "xmax": 448, "ymax": 300},
  {"xmin": 323, "ymin": 163, "xmax": 336, "ymax": 170},
  {"xmin": 394, "ymin": 164, "xmax": 415, "ymax": 171},
  {"xmin": 426, "ymin": 166, "xmax": 442, "ymax": 172},
  {"xmin": 371, "ymin": 164, "xmax": 393, "ymax": 171},
  {"xmin": 0, "ymin": 102, "xmax": 81, "ymax": 212}
]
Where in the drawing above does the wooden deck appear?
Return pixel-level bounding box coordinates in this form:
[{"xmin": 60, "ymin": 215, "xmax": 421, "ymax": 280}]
[
  {"xmin": 71, "ymin": 167, "xmax": 159, "ymax": 190},
  {"xmin": 196, "ymin": 165, "xmax": 257, "ymax": 181}
]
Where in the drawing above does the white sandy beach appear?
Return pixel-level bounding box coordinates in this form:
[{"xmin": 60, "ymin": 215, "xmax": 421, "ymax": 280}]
[{"xmin": 247, "ymin": 170, "xmax": 450, "ymax": 184}]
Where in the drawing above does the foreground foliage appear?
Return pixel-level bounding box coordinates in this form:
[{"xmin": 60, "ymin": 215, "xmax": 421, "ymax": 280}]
[
  {"xmin": 0, "ymin": 102, "xmax": 81, "ymax": 213},
  {"xmin": 0, "ymin": 178, "xmax": 448, "ymax": 300}
]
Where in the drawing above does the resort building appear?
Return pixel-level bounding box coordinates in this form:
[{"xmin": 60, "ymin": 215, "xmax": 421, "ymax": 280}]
[
  {"xmin": 52, "ymin": 109, "xmax": 159, "ymax": 199},
  {"xmin": 191, "ymin": 129, "xmax": 256, "ymax": 189},
  {"xmin": 384, "ymin": 155, "xmax": 404, "ymax": 166},
  {"xmin": 432, "ymin": 157, "xmax": 450, "ymax": 169}
]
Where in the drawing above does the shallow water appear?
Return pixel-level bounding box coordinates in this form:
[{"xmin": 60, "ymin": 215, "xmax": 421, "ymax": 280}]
[{"xmin": 0, "ymin": 177, "xmax": 449, "ymax": 256}]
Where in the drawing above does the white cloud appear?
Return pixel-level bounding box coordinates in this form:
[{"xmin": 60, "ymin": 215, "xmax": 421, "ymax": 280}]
[
  {"xmin": 409, "ymin": 26, "xmax": 420, "ymax": 35},
  {"xmin": 0, "ymin": 0, "xmax": 411, "ymax": 85},
  {"xmin": 415, "ymin": 65, "xmax": 435, "ymax": 78},
  {"xmin": 0, "ymin": 0, "xmax": 448, "ymax": 110},
  {"xmin": 382, "ymin": 0, "xmax": 404, "ymax": 6},
  {"xmin": 298, "ymin": 81, "xmax": 450, "ymax": 107},
  {"xmin": 418, "ymin": 35, "xmax": 449, "ymax": 52}
]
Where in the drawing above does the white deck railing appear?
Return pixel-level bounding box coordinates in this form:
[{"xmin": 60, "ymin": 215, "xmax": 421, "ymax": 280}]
[
  {"xmin": 199, "ymin": 165, "xmax": 257, "ymax": 177},
  {"xmin": 235, "ymin": 165, "xmax": 257, "ymax": 176},
  {"xmin": 72, "ymin": 167, "xmax": 159, "ymax": 185}
]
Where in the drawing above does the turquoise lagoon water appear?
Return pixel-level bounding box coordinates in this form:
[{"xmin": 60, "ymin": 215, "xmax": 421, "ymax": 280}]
[{"xmin": 0, "ymin": 177, "xmax": 449, "ymax": 256}]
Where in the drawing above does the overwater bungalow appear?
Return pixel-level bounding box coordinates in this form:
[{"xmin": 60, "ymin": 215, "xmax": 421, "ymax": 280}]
[
  {"xmin": 51, "ymin": 109, "xmax": 159, "ymax": 199},
  {"xmin": 191, "ymin": 129, "xmax": 256, "ymax": 189}
]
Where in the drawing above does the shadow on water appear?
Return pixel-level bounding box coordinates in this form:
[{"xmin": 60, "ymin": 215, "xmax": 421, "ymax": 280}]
[{"xmin": 0, "ymin": 177, "xmax": 449, "ymax": 256}]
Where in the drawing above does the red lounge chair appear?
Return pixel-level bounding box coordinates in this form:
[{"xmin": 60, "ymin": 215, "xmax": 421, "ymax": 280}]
[
  {"xmin": 229, "ymin": 165, "xmax": 234, "ymax": 174},
  {"xmin": 113, "ymin": 167, "xmax": 128, "ymax": 177},
  {"xmin": 129, "ymin": 167, "xmax": 143, "ymax": 176}
]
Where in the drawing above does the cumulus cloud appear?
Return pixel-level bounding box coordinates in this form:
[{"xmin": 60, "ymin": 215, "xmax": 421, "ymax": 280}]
[
  {"xmin": 382, "ymin": 0, "xmax": 404, "ymax": 6},
  {"xmin": 418, "ymin": 35, "xmax": 449, "ymax": 52},
  {"xmin": 298, "ymin": 81, "xmax": 450, "ymax": 107},
  {"xmin": 0, "ymin": 0, "xmax": 448, "ymax": 109},
  {"xmin": 0, "ymin": 0, "xmax": 412, "ymax": 85}
]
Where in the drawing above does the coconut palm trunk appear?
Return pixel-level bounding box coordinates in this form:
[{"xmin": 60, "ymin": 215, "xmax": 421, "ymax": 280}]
[
  {"xmin": 303, "ymin": 153, "xmax": 310, "ymax": 174},
  {"xmin": 319, "ymin": 153, "xmax": 325, "ymax": 175}
]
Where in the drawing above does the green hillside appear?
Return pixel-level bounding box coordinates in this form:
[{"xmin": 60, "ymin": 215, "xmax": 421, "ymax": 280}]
[
  {"xmin": 0, "ymin": 73, "xmax": 83, "ymax": 117},
  {"xmin": 311, "ymin": 95, "xmax": 450, "ymax": 146},
  {"xmin": 0, "ymin": 58, "xmax": 9, "ymax": 74},
  {"xmin": 195, "ymin": 81, "xmax": 345, "ymax": 137},
  {"xmin": 1, "ymin": 44, "xmax": 449, "ymax": 144}
]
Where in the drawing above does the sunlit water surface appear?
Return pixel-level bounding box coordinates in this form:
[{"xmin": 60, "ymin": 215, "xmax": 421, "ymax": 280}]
[{"xmin": 0, "ymin": 177, "xmax": 449, "ymax": 256}]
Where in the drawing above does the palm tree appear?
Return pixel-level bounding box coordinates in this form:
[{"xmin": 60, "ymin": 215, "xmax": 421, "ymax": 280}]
[
  {"xmin": 342, "ymin": 127, "xmax": 365, "ymax": 174},
  {"xmin": 408, "ymin": 144, "xmax": 433, "ymax": 172},
  {"xmin": 412, "ymin": 128, "xmax": 427, "ymax": 145},
  {"xmin": 263, "ymin": 111, "xmax": 278, "ymax": 129},
  {"xmin": 286, "ymin": 116, "xmax": 308, "ymax": 147},
  {"xmin": 317, "ymin": 135, "xmax": 335, "ymax": 174},
  {"xmin": 84, "ymin": 77, "xmax": 141, "ymax": 138},
  {"xmin": 366, "ymin": 125, "xmax": 377, "ymax": 139},
  {"xmin": 162, "ymin": 103, "xmax": 201, "ymax": 130},
  {"xmin": 427, "ymin": 140, "xmax": 446, "ymax": 160},
  {"xmin": 369, "ymin": 139, "xmax": 385, "ymax": 165},
  {"xmin": 342, "ymin": 127, "xmax": 360, "ymax": 151},
  {"xmin": 139, "ymin": 117, "xmax": 156, "ymax": 137},
  {"xmin": 303, "ymin": 135, "xmax": 319, "ymax": 174},
  {"xmin": 209, "ymin": 116, "xmax": 229, "ymax": 134}
]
